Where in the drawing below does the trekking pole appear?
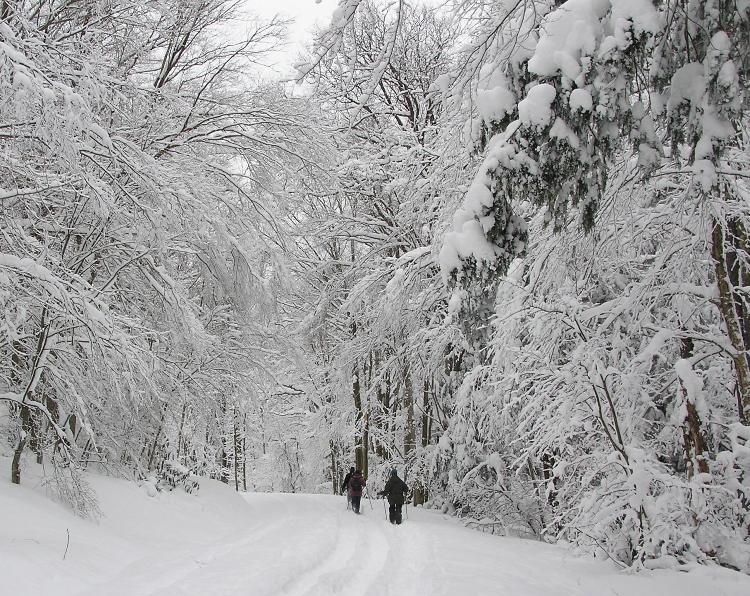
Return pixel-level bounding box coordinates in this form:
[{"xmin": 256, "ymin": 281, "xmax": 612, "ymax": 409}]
[
  {"xmin": 365, "ymin": 487, "xmax": 374, "ymax": 510},
  {"xmin": 383, "ymin": 497, "xmax": 388, "ymax": 521},
  {"xmin": 404, "ymin": 469, "xmax": 409, "ymax": 522}
]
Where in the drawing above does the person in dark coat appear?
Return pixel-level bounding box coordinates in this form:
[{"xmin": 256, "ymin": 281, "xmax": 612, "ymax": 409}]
[
  {"xmin": 341, "ymin": 466, "xmax": 355, "ymax": 507},
  {"xmin": 379, "ymin": 469, "xmax": 409, "ymax": 524},
  {"xmin": 347, "ymin": 469, "xmax": 366, "ymax": 514}
]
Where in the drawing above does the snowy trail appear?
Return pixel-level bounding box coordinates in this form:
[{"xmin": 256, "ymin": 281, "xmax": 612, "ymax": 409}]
[
  {"xmin": 67, "ymin": 493, "xmax": 750, "ymax": 596},
  {"xmin": 73, "ymin": 492, "xmax": 422, "ymax": 596},
  {"xmin": 3, "ymin": 474, "xmax": 750, "ymax": 596}
]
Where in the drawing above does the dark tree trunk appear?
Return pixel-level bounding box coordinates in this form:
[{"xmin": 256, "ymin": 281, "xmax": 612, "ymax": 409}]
[
  {"xmin": 712, "ymin": 217, "xmax": 750, "ymax": 423},
  {"xmin": 176, "ymin": 403, "xmax": 188, "ymax": 462},
  {"xmin": 218, "ymin": 397, "xmax": 229, "ymax": 484},
  {"xmin": 403, "ymin": 365, "xmax": 416, "ymax": 456},
  {"xmin": 233, "ymin": 408, "xmax": 241, "ymax": 491},
  {"xmin": 147, "ymin": 403, "xmax": 168, "ymax": 472},
  {"xmin": 1, "ymin": 1, "xmax": 13, "ymax": 21},
  {"xmin": 242, "ymin": 413, "xmax": 248, "ymax": 492},
  {"xmin": 330, "ymin": 440, "xmax": 339, "ymax": 494},
  {"xmin": 11, "ymin": 405, "xmax": 31, "ymax": 484},
  {"xmin": 413, "ymin": 380, "xmax": 432, "ymax": 506},
  {"xmin": 678, "ymin": 336, "xmax": 710, "ymax": 477},
  {"xmin": 352, "ymin": 362, "xmax": 367, "ymax": 475}
]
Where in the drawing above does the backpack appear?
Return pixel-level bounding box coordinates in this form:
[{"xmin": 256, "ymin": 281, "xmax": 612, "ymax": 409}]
[{"xmin": 350, "ymin": 475, "xmax": 363, "ymax": 491}]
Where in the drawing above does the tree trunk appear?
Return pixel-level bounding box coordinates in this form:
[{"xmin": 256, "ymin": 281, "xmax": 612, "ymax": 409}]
[
  {"xmin": 1, "ymin": 1, "xmax": 12, "ymax": 21},
  {"xmin": 527, "ymin": 458, "xmax": 548, "ymax": 534},
  {"xmin": 176, "ymin": 403, "xmax": 188, "ymax": 463},
  {"xmin": 541, "ymin": 451, "xmax": 558, "ymax": 507},
  {"xmin": 330, "ymin": 440, "xmax": 338, "ymax": 494},
  {"xmin": 147, "ymin": 403, "xmax": 168, "ymax": 472},
  {"xmin": 421, "ymin": 380, "xmax": 430, "ymax": 448},
  {"xmin": 233, "ymin": 408, "xmax": 241, "ymax": 491},
  {"xmin": 242, "ymin": 413, "xmax": 248, "ymax": 492},
  {"xmin": 11, "ymin": 404, "xmax": 31, "ymax": 485},
  {"xmin": 377, "ymin": 368, "xmax": 392, "ymax": 459},
  {"xmin": 352, "ymin": 362, "xmax": 367, "ymax": 474},
  {"xmin": 413, "ymin": 379, "xmax": 431, "ymax": 506},
  {"xmin": 29, "ymin": 405, "xmax": 43, "ymax": 465},
  {"xmin": 219, "ymin": 397, "xmax": 229, "ymax": 484},
  {"xmin": 373, "ymin": 351, "xmax": 385, "ymax": 459},
  {"xmin": 712, "ymin": 217, "xmax": 750, "ymax": 423},
  {"xmin": 10, "ymin": 323, "xmax": 51, "ymax": 483},
  {"xmin": 404, "ymin": 366, "xmax": 416, "ymax": 457},
  {"xmin": 362, "ymin": 409, "xmax": 369, "ymax": 479},
  {"xmin": 679, "ymin": 336, "xmax": 710, "ymax": 477}
]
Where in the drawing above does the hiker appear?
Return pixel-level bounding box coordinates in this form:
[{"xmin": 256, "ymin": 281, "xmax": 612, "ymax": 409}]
[
  {"xmin": 341, "ymin": 466, "xmax": 355, "ymax": 507},
  {"xmin": 347, "ymin": 469, "xmax": 366, "ymax": 514},
  {"xmin": 379, "ymin": 469, "xmax": 409, "ymax": 524}
]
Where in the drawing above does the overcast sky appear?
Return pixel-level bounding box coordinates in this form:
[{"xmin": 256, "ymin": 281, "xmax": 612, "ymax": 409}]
[{"xmin": 251, "ymin": 0, "xmax": 339, "ymax": 77}]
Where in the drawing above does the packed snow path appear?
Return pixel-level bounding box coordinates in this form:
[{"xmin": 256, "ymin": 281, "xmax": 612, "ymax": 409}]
[{"xmin": 3, "ymin": 474, "xmax": 750, "ymax": 596}]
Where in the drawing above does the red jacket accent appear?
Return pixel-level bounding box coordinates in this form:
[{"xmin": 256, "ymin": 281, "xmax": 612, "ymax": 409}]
[{"xmin": 347, "ymin": 473, "xmax": 366, "ymax": 497}]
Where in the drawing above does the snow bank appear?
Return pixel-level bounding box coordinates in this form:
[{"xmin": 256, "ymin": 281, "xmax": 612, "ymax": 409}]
[
  {"xmin": 0, "ymin": 458, "xmax": 254, "ymax": 595},
  {"xmin": 2, "ymin": 462, "xmax": 750, "ymax": 595}
]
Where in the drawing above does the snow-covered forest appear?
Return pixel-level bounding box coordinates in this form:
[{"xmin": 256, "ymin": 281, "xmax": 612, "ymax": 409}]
[{"xmin": 2, "ymin": 0, "xmax": 750, "ymax": 579}]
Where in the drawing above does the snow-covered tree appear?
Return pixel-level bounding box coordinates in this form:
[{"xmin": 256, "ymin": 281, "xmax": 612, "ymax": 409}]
[
  {"xmin": 302, "ymin": 0, "xmax": 750, "ymax": 571},
  {"xmin": 0, "ymin": 0, "xmax": 316, "ymax": 505}
]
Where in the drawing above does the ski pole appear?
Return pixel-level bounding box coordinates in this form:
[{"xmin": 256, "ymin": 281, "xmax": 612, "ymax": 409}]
[
  {"xmin": 383, "ymin": 496, "xmax": 388, "ymax": 521},
  {"xmin": 365, "ymin": 487, "xmax": 374, "ymax": 510}
]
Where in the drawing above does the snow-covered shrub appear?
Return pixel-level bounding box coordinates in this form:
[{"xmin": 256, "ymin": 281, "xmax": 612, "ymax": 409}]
[
  {"xmin": 158, "ymin": 460, "xmax": 200, "ymax": 494},
  {"xmin": 45, "ymin": 454, "xmax": 101, "ymax": 520}
]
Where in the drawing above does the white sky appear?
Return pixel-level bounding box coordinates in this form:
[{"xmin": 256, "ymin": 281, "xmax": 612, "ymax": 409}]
[{"xmin": 250, "ymin": 0, "xmax": 339, "ymax": 77}]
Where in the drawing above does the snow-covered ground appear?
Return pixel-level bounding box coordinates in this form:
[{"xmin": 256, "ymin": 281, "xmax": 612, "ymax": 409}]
[{"xmin": 2, "ymin": 465, "xmax": 750, "ymax": 596}]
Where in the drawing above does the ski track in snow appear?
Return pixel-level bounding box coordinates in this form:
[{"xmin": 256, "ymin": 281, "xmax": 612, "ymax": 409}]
[
  {"xmin": 4, "ymin": 477, "xmax": 750, "ymax": 596},
  {"xmin": 279, "ymin": 498, "xmax": 360, "ymax": 596},
  {"xmin": 74, "ymin": 498, "xmax": 294, "ymax": 596},
  {"xmin": 73, "ymin": 494, "xmax": 435, "ymax": 596},
  {"xmin": 381, "ymin": 508, "xmax": 432, "ymax": 596},
  {"xmin": 72, "ymin": 494, "xmax": 750, "ymax": 596}
]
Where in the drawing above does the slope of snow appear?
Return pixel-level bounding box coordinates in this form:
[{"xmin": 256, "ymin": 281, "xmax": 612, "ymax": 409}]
[{"xmin": 2, "ymin": 463, "xmax": 750, "ymax": 596}]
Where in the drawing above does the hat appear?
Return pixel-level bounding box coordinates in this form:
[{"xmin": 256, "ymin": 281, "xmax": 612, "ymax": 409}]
[{"xmin": 350, "ymin": 466, "xmax": 355, "ymax": 472}]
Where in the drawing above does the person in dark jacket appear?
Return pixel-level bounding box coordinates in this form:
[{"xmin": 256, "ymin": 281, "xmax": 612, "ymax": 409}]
[
  {"xmin": 341, "ymin": 466, "xmax": 355, "ymax": 508},
  {"xmin": 379, "ymin": 469, "xmax": 409, "ymax": 524},
  {"xmin": 347, "ymin": 469, "xmax": 366, "ymax": 514}
]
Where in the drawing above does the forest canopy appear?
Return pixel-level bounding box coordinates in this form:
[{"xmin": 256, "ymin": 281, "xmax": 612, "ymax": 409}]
[{"xmin": 1, "ymin": 0, "xmax": 749, "ymax": 573}]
